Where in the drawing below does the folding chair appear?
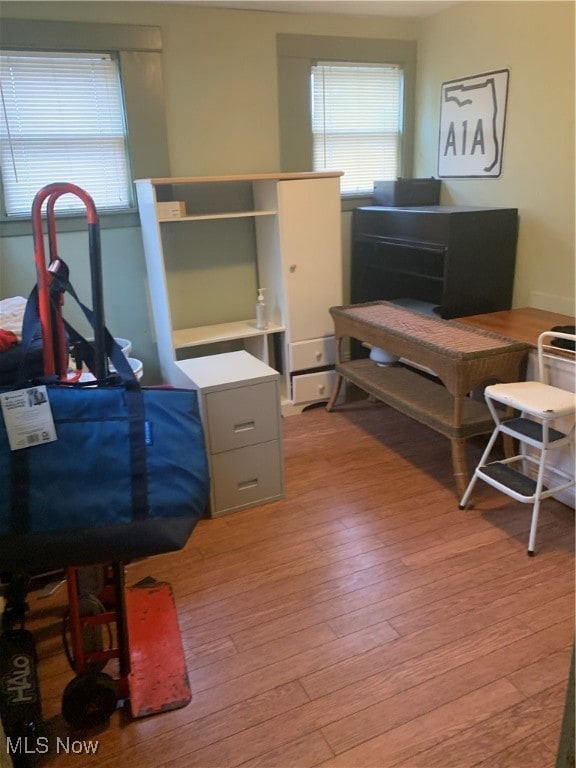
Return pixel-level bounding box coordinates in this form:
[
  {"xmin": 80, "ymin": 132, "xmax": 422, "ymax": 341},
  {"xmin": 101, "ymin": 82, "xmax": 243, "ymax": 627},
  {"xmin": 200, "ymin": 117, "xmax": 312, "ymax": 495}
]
[{"xmin": 459, "ymin": 330, "xmax": 576, "ymax": 555}]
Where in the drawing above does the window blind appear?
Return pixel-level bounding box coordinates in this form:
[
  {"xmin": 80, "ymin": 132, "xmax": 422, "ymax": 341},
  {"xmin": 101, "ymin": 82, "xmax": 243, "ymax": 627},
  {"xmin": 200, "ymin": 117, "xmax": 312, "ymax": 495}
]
[
  {"xmin": 311, "ymin": 62, "xmax": 403, "ymax": 195},
  {"xmin": 0, "ymin": 51, "xmax": 131, "ymax": 217}
]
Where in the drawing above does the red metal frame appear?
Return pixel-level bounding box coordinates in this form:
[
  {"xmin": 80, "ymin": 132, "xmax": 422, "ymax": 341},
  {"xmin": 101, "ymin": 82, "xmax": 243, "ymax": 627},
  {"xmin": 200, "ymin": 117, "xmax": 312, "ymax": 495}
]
[
  {"xmin": 32, "ymin": 184, "xmax": 131, "ymax": 701},
  {"xmin": 32, "ymin": 184, "xmax": 191, "ymax": 720},
  {"xmin": 65, "ymin": 565, "xmax": 131, "ymax": 700},
  {"xmin": 31, "ymin": 183, "xmax": 104, "ymax": 380}
]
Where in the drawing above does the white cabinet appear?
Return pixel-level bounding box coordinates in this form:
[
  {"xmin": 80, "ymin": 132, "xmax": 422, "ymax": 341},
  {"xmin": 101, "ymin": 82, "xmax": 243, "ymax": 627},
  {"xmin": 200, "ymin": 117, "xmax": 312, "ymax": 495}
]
[
  {"xmin": 173, "ymin": 351, "xmax": 284, "ymax": 517},
  {"xmin": 254, "ymin": 176, "xmax": 343, "ymax": 413},
  {"xmin": 134, "ymin": 172, "xmax": 343, "ymax": 413}
]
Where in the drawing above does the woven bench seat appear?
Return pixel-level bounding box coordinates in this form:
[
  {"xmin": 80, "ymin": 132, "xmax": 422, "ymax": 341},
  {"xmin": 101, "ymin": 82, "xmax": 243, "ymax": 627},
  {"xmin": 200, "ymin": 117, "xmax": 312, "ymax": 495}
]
[
  {"xmin": 337, "ymin": 359, "xmax": 496, "ymax": 439},
  {"xmin": 327, "ymin": 301, "xmax": 530, "ymax": 496}
]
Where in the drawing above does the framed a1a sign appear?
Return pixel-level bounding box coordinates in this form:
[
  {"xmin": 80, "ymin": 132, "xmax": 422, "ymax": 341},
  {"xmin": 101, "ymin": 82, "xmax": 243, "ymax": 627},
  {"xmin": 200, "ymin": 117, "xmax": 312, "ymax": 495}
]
[{"xmin": 438, "ymin": 69, "xmax": 510, "ymax": 178}]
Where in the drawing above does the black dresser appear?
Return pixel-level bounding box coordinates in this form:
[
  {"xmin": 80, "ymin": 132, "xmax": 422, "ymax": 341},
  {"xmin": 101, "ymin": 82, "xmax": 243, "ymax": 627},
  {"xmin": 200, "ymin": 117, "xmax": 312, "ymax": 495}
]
[{"xmin": 351, "ymin": 205, "xmax": 519, "ymax": 320}]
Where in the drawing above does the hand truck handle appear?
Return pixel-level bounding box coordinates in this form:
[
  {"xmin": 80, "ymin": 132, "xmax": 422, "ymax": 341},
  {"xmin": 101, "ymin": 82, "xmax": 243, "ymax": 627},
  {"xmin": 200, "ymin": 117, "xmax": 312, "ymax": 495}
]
[{"xmin": 31, "ymin": 184, "xmax": 106, "ymax": 379}]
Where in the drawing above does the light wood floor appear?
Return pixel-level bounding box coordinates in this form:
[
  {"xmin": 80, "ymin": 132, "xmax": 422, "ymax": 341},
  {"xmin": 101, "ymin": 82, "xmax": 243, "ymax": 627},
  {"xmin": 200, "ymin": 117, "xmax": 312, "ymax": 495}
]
[{"xmin": 28, "ymin": 398, "xmax": 575, "ymax": 768}]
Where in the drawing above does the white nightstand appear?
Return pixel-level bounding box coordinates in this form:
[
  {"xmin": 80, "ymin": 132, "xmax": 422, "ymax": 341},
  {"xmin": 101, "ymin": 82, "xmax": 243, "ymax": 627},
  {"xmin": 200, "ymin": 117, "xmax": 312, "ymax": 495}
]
[{"xmin": 173, "ymin": 351, "xmax": 284, "ymax": 517}]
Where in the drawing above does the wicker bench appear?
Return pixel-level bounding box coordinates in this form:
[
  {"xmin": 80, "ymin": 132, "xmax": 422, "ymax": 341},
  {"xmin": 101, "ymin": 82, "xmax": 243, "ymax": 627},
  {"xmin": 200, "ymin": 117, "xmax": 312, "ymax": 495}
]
[{"xmin": 326, "ymin": 301, "xmax": 530, "ymax": 496}]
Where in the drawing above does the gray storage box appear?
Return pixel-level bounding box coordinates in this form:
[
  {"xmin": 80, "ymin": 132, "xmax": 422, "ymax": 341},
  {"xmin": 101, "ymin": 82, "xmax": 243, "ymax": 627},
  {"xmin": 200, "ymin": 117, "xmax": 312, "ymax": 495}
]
[{"xmin": 373, "ymin": 178, "xmax": 441, "ymax": 207}]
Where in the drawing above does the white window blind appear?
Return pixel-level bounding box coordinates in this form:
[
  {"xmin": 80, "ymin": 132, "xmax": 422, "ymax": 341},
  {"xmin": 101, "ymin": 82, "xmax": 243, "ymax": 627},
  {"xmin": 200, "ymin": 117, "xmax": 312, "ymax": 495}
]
[
  {"xmin": 311, "ymin": 62, "xmax": 403, "ymax": 195},
  {"xmin": 0, "ymin": 50, "xmax": 131, "ymax": 217}
]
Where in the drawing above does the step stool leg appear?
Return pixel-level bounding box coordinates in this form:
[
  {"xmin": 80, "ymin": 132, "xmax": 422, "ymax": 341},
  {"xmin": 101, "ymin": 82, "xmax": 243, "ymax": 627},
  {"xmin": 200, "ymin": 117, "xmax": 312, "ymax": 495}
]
[
  {"xmin": 459, "ymin": 425, "xmax": 501, "ymax": 509},
  {"xmin": 527, "ymin": 497, "xmax": 541, "ymax": 557},
  {"xmin": 527, "ymin": 432, "xmax": 551, "ymax": 556},
  {"xmin": 459, "ymin": 472, "xmax": 479, "ymax": 510}
]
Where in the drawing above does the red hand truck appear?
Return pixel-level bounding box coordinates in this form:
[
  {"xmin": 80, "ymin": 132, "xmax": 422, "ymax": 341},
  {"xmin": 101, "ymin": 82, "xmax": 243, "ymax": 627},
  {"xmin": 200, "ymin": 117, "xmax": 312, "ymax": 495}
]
[{"xmin": 31, "ymin": 183, "xmax": 191, "ymax": 729}]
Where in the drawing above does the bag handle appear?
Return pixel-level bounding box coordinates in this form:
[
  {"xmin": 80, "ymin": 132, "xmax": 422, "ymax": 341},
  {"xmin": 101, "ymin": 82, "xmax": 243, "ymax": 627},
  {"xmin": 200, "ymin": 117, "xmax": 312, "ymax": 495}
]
[{"xmin": 47, "ymin": 259, "xmax": 136, "ymax": 385}]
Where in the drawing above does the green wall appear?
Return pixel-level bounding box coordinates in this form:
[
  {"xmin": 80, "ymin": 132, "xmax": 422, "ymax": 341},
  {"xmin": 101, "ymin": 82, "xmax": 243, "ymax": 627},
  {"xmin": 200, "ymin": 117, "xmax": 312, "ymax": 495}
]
[
  {"xmin": 415, "ymin": 0, "xmax": 575, "ymax": 316},
  {"xmin": 1, "ymin": 1, "xmax": 574, "ymax": 383},
  {"xmin": 0, "ymin": 2, "xmax": 416, "ymax": 382}
]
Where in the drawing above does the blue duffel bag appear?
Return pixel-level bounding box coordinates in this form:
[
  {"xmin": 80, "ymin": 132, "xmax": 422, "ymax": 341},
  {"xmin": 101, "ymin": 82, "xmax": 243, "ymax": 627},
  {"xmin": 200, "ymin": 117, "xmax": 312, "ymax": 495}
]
[
  {"xmin": 0, "ymin": 381, "xmax": 210, "ymax": 572},
  {"xmin": 0, "ymin": 278, "xmax": 210, "ymax": 572}
]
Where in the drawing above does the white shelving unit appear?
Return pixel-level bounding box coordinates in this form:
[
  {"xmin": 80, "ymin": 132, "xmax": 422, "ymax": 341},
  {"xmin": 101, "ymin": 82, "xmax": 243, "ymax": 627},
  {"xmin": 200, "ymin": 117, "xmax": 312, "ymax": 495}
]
[{"xmin": 135, "ymin": 172, "xmax": 343, "ymax": 413}]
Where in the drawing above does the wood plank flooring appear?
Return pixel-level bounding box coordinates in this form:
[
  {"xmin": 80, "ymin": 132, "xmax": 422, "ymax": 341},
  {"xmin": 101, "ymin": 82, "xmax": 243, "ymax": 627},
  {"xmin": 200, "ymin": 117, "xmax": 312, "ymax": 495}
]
[{"xmin": 24, "ymin": 398, "xmax": 575, "ymax": 768}]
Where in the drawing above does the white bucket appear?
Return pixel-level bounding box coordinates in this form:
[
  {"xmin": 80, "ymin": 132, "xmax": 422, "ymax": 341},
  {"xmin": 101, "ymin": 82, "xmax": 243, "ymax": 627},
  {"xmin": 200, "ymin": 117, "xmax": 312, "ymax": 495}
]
[
  {"xmin": 369, "ymin": 346, "xmax": 400, "ymax": 367},
  {"xmin": 108, "ymin": 356, "xmax": 143, "ymax": 380},
  {"xmin": 115, "ymin": 338, "xmax": 132, "ymax": 358},
  {"xmin": 127, "ymin": 357, "xmax": 143, "ymax": 380},
  {"xmin": 85, "ymin": 337, "xmax": 132, "ymax": 358}
]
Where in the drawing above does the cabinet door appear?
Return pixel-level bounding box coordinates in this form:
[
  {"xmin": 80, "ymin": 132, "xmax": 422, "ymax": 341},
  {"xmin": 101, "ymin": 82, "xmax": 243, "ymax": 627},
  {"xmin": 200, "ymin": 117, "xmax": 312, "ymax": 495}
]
[{"xmin": 277, "ymin": 177, "xmax": 342, "ymax": 343}]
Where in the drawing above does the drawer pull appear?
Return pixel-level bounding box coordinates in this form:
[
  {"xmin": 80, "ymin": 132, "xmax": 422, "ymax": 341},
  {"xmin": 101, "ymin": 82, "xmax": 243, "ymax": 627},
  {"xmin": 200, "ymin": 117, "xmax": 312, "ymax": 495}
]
[
  {"xmin": 238, "ymin": 478, "xmax": 259, "ymax": 490},
  {"xmin": 234, "ymin": 420, "xmax": 255, "ymax": 433},
  {"xmin": 315, "ymin": 351, "xmax": 323, "ymax": 361}
]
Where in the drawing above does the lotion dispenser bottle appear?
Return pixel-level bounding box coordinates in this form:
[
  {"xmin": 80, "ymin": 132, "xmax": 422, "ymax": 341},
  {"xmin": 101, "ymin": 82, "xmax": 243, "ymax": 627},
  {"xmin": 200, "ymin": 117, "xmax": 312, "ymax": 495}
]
[{"xmin": 255, "ymin": 288, "xmax": 267, "ymax": 330}]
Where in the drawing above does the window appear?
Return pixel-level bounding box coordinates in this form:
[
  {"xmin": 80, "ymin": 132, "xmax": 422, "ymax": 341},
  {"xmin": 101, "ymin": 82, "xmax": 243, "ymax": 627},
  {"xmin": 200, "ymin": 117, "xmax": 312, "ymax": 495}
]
[
  {"xmin": 277, "ymin": 35, "xmax": 416, "ymax": 200},
  {"xmin": 1, "ymin": 50, "xmax": 131, "ymax": 217},
  {"xmin": 0, "ymin": 18, "xmax": 169, "ymax": 235},
  {"xmin": 311, "ymin": 62, "xmax": 403, "ymax": 195}
]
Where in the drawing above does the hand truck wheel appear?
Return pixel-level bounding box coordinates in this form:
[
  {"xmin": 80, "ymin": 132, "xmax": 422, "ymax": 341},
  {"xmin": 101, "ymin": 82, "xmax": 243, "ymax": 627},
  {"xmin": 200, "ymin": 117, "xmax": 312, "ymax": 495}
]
[{"xmin": 61, "ymin": 671, "xmax": 117, "ymax": 729}]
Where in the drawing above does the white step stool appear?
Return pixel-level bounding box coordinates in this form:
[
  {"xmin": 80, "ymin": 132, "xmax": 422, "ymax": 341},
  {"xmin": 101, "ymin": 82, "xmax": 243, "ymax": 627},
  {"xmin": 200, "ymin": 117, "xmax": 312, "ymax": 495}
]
[{"xmin": 460, "ymin": 331, "xmax": 575, "ymax": 555}]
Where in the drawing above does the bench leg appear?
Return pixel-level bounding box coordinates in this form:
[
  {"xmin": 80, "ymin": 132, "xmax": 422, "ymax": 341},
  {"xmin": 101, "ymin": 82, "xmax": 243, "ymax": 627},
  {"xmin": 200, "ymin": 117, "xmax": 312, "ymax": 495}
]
[
  {"xmin": 451, "ymin": 437, "xmax": 469, "ymax": 498},
  {"xmin": 326, "ymin": 374, "xmax": 343, "ymax": 412}
]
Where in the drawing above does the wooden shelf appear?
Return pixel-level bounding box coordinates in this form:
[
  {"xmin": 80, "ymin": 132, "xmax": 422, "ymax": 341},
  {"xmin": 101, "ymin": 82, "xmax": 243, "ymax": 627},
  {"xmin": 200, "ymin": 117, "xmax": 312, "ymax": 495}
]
[
  {"xmin": 337, "ymin": 359, "xmax": 494, "ymax": 439},
  {"xmin": 135, "ymin": 171, "xmax": 344, "ymax": 186},
  {"xmin": 381, "ymin": 269, "xmax": 444, "ymax": 282},
  {"xmin": 351, "ymin": 206, "xmax": 519, "ymax": 320},
  {"xmin": 173, "ymin": 320, "xmax": 284, "ymax": 350},
  {"xmin": 158, "ymin": 210, "xmax": 277, "ymax": 223}
]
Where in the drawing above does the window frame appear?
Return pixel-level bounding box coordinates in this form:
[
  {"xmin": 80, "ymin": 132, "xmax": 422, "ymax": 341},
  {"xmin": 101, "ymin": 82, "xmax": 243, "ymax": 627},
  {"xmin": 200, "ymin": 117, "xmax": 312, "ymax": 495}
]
[
  {"xmin": 0, "ymin": 19, "xmax": 170, "ymax": 236},
  {"xmin": 277, "ymin": 34, "xmax": 416, "ymax": 208}
]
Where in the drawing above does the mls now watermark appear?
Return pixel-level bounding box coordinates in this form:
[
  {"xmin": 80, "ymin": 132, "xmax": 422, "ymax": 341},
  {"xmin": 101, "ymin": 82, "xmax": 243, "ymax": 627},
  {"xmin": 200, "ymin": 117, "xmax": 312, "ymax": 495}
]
[{"xmin": 6, "ymin": 735, "xmax": 100, "ymax": 756}]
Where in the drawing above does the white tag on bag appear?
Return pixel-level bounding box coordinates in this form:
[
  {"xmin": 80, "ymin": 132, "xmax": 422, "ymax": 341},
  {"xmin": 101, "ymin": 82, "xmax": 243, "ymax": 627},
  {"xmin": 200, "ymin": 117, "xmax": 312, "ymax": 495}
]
[{"xmin": 0, "ymin": 385, "xmax": 57, "ymax": 451}]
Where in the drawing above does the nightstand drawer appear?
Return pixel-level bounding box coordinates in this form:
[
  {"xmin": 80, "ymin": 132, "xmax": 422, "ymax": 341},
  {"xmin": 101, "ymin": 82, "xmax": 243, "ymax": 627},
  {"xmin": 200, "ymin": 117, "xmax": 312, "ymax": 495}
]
[
  {"xmin": 291, "ymin": 370, "xmax": 336, "ymax": 404},
  {"xmin": 205, "ymin": 381, "xmax": 279, "ymax": 453},
  {"xmin": 288, "ymin": 337, "xmax": 336, "ymax": 372},
  {"xmin": 211, "ymin": 441, "xmax": 284, "ymax": 516}
]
